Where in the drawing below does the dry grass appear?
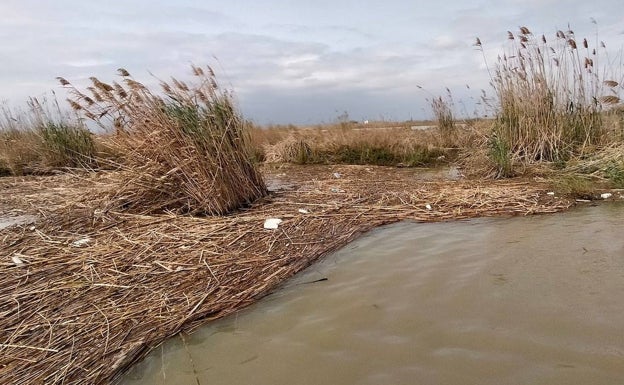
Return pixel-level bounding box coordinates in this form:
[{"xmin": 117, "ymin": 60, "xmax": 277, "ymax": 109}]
[
  {"xmin": 60, "ymin": 65, "xmax": 267, "ymax": 215},
  {"xmin": 254, "ymin": 125, "xmax": 454, "ymax": 167},
  {"xmin": 0, "ymin": 129, "xmax": 41, "ymax": 176},
  {"xmin": 0, "ymin": 165, "xmax": 574, "ymax": 385}
]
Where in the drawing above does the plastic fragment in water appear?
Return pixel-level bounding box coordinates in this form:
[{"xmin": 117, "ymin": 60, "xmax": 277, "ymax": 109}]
[
  {"xmin": 72, "ymin": 237, "xmax": 91, "ymax": 247},
  {"xmin": 600, "ymin": 192, "xmax": 612, "ymax": 199},
  {"xmin": 264, "ymin": 218, "xmax": 283, "ymax": 229}
]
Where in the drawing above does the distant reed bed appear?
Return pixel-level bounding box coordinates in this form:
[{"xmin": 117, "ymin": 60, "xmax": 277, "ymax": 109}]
[
  {"xmin": 0, "ymin": 98, "xmax": 96, "ymax": 175},
  {"xmin": 252, "ymin": 123, "xmax": 454, "ymax": 167}
]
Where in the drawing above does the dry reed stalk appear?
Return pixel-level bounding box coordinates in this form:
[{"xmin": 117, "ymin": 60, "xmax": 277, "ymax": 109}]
[{"xmin": 0, "ymin": 165, "xmax": 574, "ymax": 385}]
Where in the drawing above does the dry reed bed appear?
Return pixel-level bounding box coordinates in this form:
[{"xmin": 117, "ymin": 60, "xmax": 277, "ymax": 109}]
[
  {"xmin": 1, "ymin": 166, "xmax": 573, "ymax": 385},
  {"xmin": 0, "ymin": 173, "xmax": 106, "ymax": 215}
]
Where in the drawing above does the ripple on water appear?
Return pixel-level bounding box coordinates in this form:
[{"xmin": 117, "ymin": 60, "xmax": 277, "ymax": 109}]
[{"xmin": 123, "ymin": 203, "xmax": 624, "ymax": 385}]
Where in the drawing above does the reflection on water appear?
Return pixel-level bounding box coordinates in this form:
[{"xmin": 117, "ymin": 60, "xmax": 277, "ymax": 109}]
[{"xmin": 123, "ymin": 203, "xmax": 624, "ymax": 385}]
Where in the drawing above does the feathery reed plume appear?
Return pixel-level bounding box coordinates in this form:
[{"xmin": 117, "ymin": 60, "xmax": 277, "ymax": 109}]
[
  {"xmin": 600, "ymin": 96, "xmax": 620, "ymax": 105},
  {"xmin": 603, "ymin": 80, "xmax": 619, "ymax": 88},
  {"xmin": 117, "ymin": 68, "xmax": 131, "ymax": 77}
]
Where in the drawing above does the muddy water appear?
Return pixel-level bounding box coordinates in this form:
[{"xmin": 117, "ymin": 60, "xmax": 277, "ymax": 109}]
[{"xmin": 122, "ymin": 203, "xmax": 624, "ymax": 385}]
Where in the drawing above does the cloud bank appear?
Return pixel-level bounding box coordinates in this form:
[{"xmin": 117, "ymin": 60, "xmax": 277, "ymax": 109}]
[{"xmin": 1, "ymin": 0, "xmax": 622, "ymax": 124}]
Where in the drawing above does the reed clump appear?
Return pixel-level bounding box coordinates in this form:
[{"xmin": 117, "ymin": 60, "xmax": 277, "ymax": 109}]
[
  {"xmin": 477, "ymin": 26, "xmax": 623, "ymax": 177},
  {"xmin": 0, "ymin": 99, "xmax": 96, "ymax": 174},
  {"xmin": 430, "ymin": 90, "xmax": 458, "ymax": 147},
  {"xmin": 60, "ymin": 65, "xmax": 267, "ymax": 215},
  {"xmin": 29, "ymin": 98, "xmax": 96, "ymax": 169}
]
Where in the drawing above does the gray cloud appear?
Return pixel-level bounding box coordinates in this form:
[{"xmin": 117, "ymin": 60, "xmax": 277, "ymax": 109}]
[{"xmin": 1, "ymin": 0, "xmax": 622, "ymax": 124}]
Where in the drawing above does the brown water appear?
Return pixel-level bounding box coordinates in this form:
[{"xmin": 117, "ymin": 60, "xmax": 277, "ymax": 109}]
[{"xmin": 122, "ymin": 203, "xmax": 624, "ymax": 385}]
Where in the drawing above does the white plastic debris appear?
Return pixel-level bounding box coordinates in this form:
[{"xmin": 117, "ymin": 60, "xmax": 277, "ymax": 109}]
[
  {"xmin": 425, "ymin": 204, "xmax": 432, "ymax": 210},
  {"xmin": 71, "ymin": 237, "xmax": 91, "ymax": 247},
  {"xmin": 263, "ymin": 218, "xmax": 283, "ymax": 229},
  {"xmin": 600, "ymin": 192, "xmax": 612, "ymax": 199},
  {"xmin": 298, "ymin": 209, "xmax": 309, "ymax": 214},
  {"xmin": 546, "ymin": 191, "xmax": 555, "ymax": 196},
  {"xmin": 28, "ymin": 225, "xmax": 36, "ymax": 231},
  {"xmin": 11, "ymin": 254, "xmax": 25, "ymax": 267},
  {"xmin": 333, "ymin": 172, "xmax": 342, "ymax": 179},
  {"xmin": 330, "ymin": 188, "xmax": 345, "ymax": 193}
]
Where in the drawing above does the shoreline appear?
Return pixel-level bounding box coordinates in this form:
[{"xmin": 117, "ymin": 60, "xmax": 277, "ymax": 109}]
[{"xmin": 1, "ymin": 165, "xmax": 577, "ymax": 384}]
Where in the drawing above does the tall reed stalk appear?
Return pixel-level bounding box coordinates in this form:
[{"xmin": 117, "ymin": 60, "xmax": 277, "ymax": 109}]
[{"xmin": 430, "ymin": 90, "xmax": 457, "ymax": 147}]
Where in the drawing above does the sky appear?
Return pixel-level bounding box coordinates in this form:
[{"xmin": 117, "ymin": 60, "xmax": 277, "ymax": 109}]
[{"xmin": 1, "ymin": 0, "xmax": 623, "ymax": 125}]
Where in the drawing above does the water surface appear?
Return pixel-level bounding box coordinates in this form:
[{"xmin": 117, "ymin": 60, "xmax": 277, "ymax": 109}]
[{"xmin": 123, "ymin": 203, "xmax": 624, "ymax": 385}]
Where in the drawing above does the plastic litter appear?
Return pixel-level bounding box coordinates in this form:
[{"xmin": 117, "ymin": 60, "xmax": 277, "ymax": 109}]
[
  {"xmin": 333, "ymin": 172, "xmax": 341, "ymax": 178},
  {"xmin": 11, "ymin": 254, "xmax": 25, "ymax": 267},
  {"xmin": 546, "ymin": 192, "xmax": 555, "ymax": 196},
  {"xmin": 71, "ymin": 237, "xmax": 91, "ymax": 247},
  {"xmin": 298, "ymin": 209, "xmax": 309, "ymax": 214},
  {"xmin": 600, "ymin": 192, "xmax": 612, "ymax": 199},
  {"xmin": 425, "ymin": 204, "xmax": 432, "ymax": 210},
  {"xmin": 263, "ymin": 218, "xmax": 283, "ymax": 229}
]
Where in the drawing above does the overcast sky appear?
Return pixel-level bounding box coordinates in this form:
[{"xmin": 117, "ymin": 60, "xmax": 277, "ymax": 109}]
[{"xmin": 1, "ymin": 0, "xmax": 623, "ymax": 124}]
